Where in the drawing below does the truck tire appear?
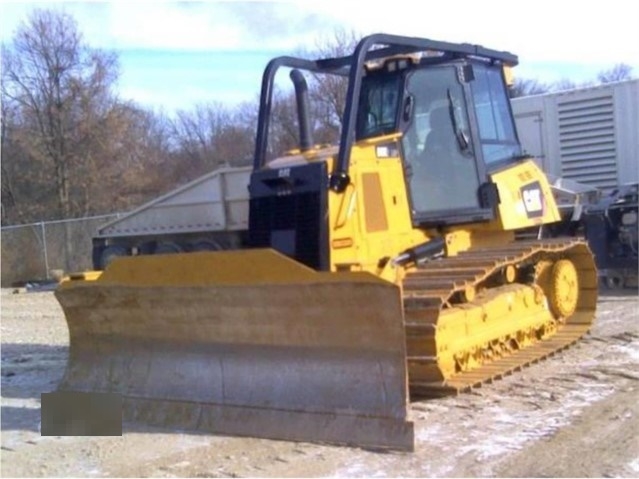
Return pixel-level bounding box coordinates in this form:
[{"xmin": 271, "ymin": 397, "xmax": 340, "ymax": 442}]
[
  {"xmin": 154, "ymin": 242, "xmax": 183, "ymax": 255},
  {"xmin": 191, "ymin": 240, "xmax": 223, "ymax": 252},
  {"xmin": 604, "ymin": 273, "xmax": 624, "ymax": 289}
]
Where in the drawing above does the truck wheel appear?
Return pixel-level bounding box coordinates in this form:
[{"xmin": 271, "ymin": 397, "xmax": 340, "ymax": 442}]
[
  {"xmin": 191, "ymin": 240, "xmax": 222, "ymax": 252},
  {"xmin": 154, "ymin": 242, "xmax": 183, "ymax": 255},
  {"xmin": 605, "ymin": 274, "xmax": 623, "ymax": 289},
  {"xmin": 99, "ymin": 245, "xmax": 128, "ymax": 270}
]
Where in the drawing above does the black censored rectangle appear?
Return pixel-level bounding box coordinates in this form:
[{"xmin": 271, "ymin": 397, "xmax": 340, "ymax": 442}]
[{"xmin": 41, "ymin": 391, "xmax": 122, "ymax": 436}]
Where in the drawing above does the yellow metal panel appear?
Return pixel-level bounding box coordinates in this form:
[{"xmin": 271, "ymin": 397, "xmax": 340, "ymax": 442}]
[
  {"xmin": 490, "ymin": 159, "xmax": 561, "ymax": 230},
  {"xmin": 362, "ymin": 172, "xmax": 389, "ymax": 232},
  {"xmin": 327, "ymin": 138, "xmax": 429, "ymax": 279}
]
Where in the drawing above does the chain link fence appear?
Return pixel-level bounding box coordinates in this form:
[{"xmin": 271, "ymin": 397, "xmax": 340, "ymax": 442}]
[{"xmin": 1, "ymin": 214, "xmax": 120, "ymax": 287}]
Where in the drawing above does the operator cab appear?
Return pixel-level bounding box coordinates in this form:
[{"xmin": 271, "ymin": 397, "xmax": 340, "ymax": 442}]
[
  {"xmin": 355, "ymin": 56, "xmax": 522, "ymax": 226},
  {"xmin": 249, "ymin": 34, "xmax": 522, "ymax": 268}
]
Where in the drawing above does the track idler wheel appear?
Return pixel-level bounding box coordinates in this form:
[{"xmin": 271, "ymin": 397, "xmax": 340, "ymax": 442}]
[{"xmin": 548, "ymin": 259, "xmax": 579, "ymax": 318}]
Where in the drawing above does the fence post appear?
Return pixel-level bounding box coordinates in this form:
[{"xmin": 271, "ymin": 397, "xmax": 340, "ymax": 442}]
[{"xmin": 41, "ymin": 221, "xmax": 50, "ymax": 280}]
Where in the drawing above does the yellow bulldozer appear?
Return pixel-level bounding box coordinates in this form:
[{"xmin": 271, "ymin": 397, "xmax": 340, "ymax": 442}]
[{"xmin": 55, "ymin": 34, "xmax": 597, "ymax": 451}]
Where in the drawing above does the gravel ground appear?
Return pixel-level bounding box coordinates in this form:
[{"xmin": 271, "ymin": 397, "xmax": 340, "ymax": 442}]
[{"xmin": 1, "ymin": 287, "xmax": 638, "ymax": 477}]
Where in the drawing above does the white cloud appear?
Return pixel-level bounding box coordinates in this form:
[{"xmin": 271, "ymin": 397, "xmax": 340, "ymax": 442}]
[
  {"xmin": 106, "ymin": 3, "xmax": 245, "ymax": 51},
  {"xmin": 4, "ymin": 1, "xmax": 639, "ymax": 64},
  {"xmin": 304, "ymin": 0, "xmax": 639, "ymax": 65},
  {"xmin": 2, "ymin": 0, "xmax": 638, "ymax": 109}
]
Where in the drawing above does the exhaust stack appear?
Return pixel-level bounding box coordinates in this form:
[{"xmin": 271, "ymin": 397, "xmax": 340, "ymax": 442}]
[{"xmin": 290, "ymin": 69, "xmax": 313, "ymax": 152}]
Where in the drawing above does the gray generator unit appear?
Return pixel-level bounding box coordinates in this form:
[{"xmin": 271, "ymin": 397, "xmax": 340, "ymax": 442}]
[{"xmin": 512, "ymin": 79, "xmax": 638, "ymax": 193}]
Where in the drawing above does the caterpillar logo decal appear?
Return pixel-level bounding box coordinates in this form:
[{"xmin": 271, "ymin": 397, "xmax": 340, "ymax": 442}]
[{"xmin": 521, "ymin": 181, "xmax": 544, "ymax": 218}]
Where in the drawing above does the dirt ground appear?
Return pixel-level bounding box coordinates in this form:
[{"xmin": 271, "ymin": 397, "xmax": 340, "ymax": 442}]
[{"xmin": 1, "ymin": 287, "xmax": 638, "ymax": 477}]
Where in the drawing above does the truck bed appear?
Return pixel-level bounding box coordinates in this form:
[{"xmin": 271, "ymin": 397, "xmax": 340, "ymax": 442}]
[{"xmin": 96, "ymin": 166, "xmax": 251, "ymax": 239}]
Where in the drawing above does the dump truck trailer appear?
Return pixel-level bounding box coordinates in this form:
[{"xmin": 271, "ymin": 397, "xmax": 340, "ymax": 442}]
[
  {"xmin": 91, "ymin": 166, "xmax": 251, "ymax": 270},
  {"xmin": 56, "ymin": 34, "xmax": 597, "ymax": 451}
]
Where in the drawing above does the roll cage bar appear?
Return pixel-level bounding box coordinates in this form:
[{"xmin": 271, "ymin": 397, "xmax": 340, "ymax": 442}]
[{"xmin": 253, "ymin": 33, "xmax": 518, "ymax": 193}]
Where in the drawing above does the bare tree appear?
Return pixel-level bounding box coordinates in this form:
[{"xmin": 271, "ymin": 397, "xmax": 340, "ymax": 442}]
[
  {"xmin": 1, "ymin": 100, "xmax": 19, "ymax": 225},
  {"xmin": 307, "ymin": 29, "xmax": 361, "ymax": 144},
  {"xmin": 0, "ymin": 9, "xmax": 180, "ymax": 271},
  {"xmin": 510, "ymin": 63, "xmax": 635, "ymax": 99},
  {"xmin": 509, "ymin": 78, "xmax": 550, "ymax": 98},
  {"xmin": 84, "ymin": 103, "xmax": 176, "ymax": 211},
  {"xmin": 597, "ymin": 63, "xmax": 633, "ymax": 84},
  {"xmin": 268, "ymin": 88, "xmax": 301, "ymax": 158},
  {"xmin": 1, "ymin": 60, "xmax": 61, "ymax": 224},
  {"xmin": 1, "ymin": 9, "xmax": 119, "ymax": 221},
  {"xmin": 170, "ymin": 102, "xmax": 255, "ymax": 183},
  {"xmin": 553, "ymin": 78, "xmax": 581, "ymax": 92}
]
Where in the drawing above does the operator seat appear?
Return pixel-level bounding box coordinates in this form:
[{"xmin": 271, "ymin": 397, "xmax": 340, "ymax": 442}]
[
  {"xmin": 423, "ymin": 106, "xmax": 456, "ymax": 160},
  {"xmin": 420, "ymin": 105, "xmax": 480, "ymax": 210}
]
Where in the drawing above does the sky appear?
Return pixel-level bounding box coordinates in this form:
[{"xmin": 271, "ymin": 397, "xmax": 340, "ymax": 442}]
[{"xmin": 2, "ymin": 0, "xmax": 639, "ymax": 113}]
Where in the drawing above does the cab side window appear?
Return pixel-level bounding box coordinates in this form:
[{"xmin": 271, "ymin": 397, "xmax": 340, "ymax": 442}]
[{"xmin": 471, "ymin": 66, "xmax": 521, "ymax": 165}]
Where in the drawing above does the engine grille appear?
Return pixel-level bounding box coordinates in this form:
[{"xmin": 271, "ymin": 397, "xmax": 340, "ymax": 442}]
[{"xmin": 248, "ymin": 162, "xmax": 328, "ymax": 271}]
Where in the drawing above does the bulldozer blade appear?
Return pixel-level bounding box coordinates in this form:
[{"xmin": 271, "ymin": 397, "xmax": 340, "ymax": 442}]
[{"xmin": 55, "ymin": 249, "xmax": 414, "ymax": 451}]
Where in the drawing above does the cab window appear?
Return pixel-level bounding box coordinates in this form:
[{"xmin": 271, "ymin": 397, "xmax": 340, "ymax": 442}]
[
  {"xmin": 356, "ymin": 74, "xmax": 401, "ymax": 140},
  {"xmin": 470, "ymin": 65, "xmax": 521, "ymax": 165},
  {"xmin": 401, "ymin": 66, "xmax": 480, "ymax": 215}
]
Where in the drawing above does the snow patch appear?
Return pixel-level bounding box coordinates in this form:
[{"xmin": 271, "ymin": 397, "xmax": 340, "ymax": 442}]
[
  {"xmin": 453, "ymin": 382, "xmax": 614, "ymax": 461},
  {"xmin": 1, "ymin": 397, "xmax": 40, "ymax": 409},
  {"xmin": 610, "ymin": 343, "xmax": 639, "ymax": 362},
  {"xmin": 412, "ymin": 377, "xmax": 616, "ymax": 468},
  {"xmin": 415, "ymin": 423, "xmax": 443, "ymax": 442},
  {"xmin": 331, "ymin": 460, "xmax": 390, "ymax": 478}
]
